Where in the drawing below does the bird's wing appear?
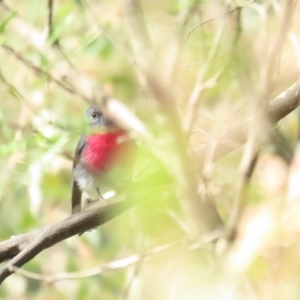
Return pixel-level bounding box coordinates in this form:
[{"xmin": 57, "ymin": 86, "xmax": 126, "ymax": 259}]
[{"xmin": 71, "ymin": 137, "xmax": 86, "ymax": 214}]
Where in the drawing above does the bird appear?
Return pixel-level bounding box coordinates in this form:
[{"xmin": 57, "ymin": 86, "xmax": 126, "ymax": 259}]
[{"xmin": 71, "ymin": 106, "xmax": 135, "ymax": 215}]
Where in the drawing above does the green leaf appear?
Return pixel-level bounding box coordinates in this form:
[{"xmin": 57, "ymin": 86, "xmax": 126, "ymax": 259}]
[{"xmin": 0, "ymin": 12, "xmax": 16, "ymax": 35}]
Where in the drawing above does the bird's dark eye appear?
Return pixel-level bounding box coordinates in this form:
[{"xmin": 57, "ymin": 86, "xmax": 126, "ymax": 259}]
[{"xmin": 91, "ymin": 112, "xmax": 97, "ymax": 118}]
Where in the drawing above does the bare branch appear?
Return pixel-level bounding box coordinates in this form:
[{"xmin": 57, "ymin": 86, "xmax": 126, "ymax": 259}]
[
  {"xmin": 0, "ymin": 166, "xmax": 176, "ymax": 284},
  {"xmin": 0, "ymin": 2, "xmax": 149, "ymax": 139},
  {"xmin": 121, "ymin": 0, "xmax": 151, "ymax": 66},
  {"xmin": 0, "ymin": 199, "xmax": 134, "ymax": 284},
  {"xmin": 1, "ymin": 44, "xmax": 76, "ymax": 95},
  {"xmin": 183, "ymin": 0, "xmax": 255, "ymax": 45},
  {"xmin": 164, "ymin": 0, "xmax": 200, "ymax": 82},
  {"xmin": 9, "ymin": 240, "xmax": 185, "ymax": 283},
  {"xmin": 197, "ymin": 80, "xmax": 300, "ymax": 170},
  {"xmin": 47, "ymin": 0, "xmax": 54, "ymax": 39}
]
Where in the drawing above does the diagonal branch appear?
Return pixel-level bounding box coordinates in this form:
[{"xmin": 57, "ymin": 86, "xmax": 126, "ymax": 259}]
[
  {"xmin": 0, "ymin": 199, "xmax": 135, "ymax": 284},
  {"xmin": 0, "ymin": 2, "xmax": 149, "ymax": 139},
  {"xmin": 10, "ymin": 239, "xmax": 186, "ymax": 283},
  {"xmin": 0, "ymin": 170, "xmax": 173, "ymax": 285},
  {"xmin": 197, "ymin": 80, "xmax": 300, "ymax": 170}
]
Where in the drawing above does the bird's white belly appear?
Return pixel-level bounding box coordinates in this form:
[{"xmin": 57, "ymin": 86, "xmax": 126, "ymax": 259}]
[{"xmin": 74, "ymin": 163, "xmax": 128, "ymax": 202}]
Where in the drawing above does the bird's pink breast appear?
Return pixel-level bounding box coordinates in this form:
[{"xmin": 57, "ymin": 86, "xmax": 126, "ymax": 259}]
[{"xmin": 82, "ymin": 130, "xmax": 129, "ymax": 172}]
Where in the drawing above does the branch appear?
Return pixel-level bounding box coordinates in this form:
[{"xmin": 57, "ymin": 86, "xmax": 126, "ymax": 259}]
[
  {"xmin": 0, "ymin": 169, "xmax": 172, "ymax": 284},
  {"xmin": 47, "ymin": 0, "xmax": 54, "ymax": 39},
  {"xmin": 0, "ymin": 2, "xmax": 149, "ymax": 139},
  {"xmin": 197, "ymin": 80, "xmax": 300, "ymax": 169},
  {"xmin": 9, "ymin": 240, "xmax": 185, "ymax": 283},
  {"xmin": 121, "ymin": 0, "xmax": 225, "ymax": 236},
  {"xmin": 0, "ymin": 199, "xmax": 134, "ymax": 284},
  {"xmin": 183, "ymin": 1, "xmax": 255, "ymax": 45}
]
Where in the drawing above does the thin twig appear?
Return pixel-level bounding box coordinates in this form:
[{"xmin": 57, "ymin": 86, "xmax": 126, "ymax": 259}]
[
  {"xmin": 1, "ymin": 44, "xmax": 76, "ymax": 96},
  {"xmin": 47, "ymin": 0, "xmax": 54, "ymax": 39},
  {"xmin": 164, "ymin": 0, "xmax": 200, "ymax": 82},
  {"xmin": 196, "ymin": 80, "xmax": 300, "ymax": 170},
  {"xmin": 9, "ymin": 240, "xmax": 185, "ymax": 284},
  {"xmin": 226, "ymin": 0, "xmax": 296, "ymax": 237},
  {"xmin": 81, "ymin": 0, "xmax": 129, "ymax": 54},
  {"xmin": 0, "ymin": 2, "xmax": 149, "ymax": 138},
  {"xmin": 0, "ymin": 43, "xmax": 150, "ymax": 138},
  {"xmin": 121, "ymin": 0, "xmax": 224, "ymax": 236},
  {"xmin": 183, "ymin": 1, "xmax": 255, "ymax": 45},
  {"xmin": 184, "ymin": 1, "xmax": 253, "ymax": 132}
]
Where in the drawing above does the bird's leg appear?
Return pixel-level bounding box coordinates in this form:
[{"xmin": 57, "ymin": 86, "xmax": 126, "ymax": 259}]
[
  {"xmin": 96, "ymin": 187, "xmax": 107, "ymax": 206},
  {"xmin": 79, "ymin": 188, "xmax": 106, "ymax": 236},
  {"xmin": 96, "ymin": 187, "xmax": 103, "ymax": 199}
]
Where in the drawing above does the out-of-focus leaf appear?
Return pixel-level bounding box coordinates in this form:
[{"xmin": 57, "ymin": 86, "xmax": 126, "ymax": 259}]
[{"xmin": 0, "ymin": 12, "xmax": 16, "ymax": 35}]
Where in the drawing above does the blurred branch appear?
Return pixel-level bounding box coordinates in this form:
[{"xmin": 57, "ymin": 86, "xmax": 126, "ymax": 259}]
[
  {"xmin": 0, "ymin": 200, "xmax": 135, "ymax": 284},
  {"xmin": 81, "ymin": 0, "xmax": 129, "ymax": 55},
  {"xmin": 197, "ymin": 80, "xmax": 300, "ymax": 169},
  {"xmin": 47, "ymin": 0, "xmax": 54, "ymax": 39},
  {"xmin": 0, "ymin": 1, "xmax": 149, "ymax": 138},
  {"xmin": 121, "ymin": 0, "xmax": 151, "ymax": 66},
  {"xmin": 121, "ymin": 0, "xmax": 224, "ymax": 235},
  {"xmin": 228, "ymin": 147, "xmax": 259, "ymax": 234},
  {"xmin": 0, "ymin": 68, "xmax": 26, "ymax": 101},
  {"xmin": 184, "ymin": 23, "xmax": 226, "ymax": 132},
  {"xmin": 270, "ymin": 128, "xmax": 294, "ymax": 163},
  {"xmin": 164, "ymin": 0, "xmax": 200, "ymax": 82},
  {"xmin": 0, "ymin": 43, "xmax": 149, "ymax": 138},
  {"xmin": 1, "ymin": 44, "xmax": 76, "ymax": 94},
  {"xmin": 225, "ymin": 0, "xmax": 298, "ymax": 267},
  {"xmin": 9, "ymin": 240, "xmax": 185, "ymax": 283},
  {"xmin": 226, "ymin": 0, "xmax": 295, "ymax": 238},
  {"xmin": 183, "ymin": 0, "xmax": 255, "ymax": 45},
  {"xmin": 286, "ymin": 110, "xmax": 300, "ymax": 202},
  {"xmin": 184, "ymin": 2, "xmax": 256, "ymax": 132}
]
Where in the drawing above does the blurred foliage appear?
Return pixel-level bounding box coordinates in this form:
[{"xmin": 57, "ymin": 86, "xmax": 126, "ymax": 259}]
[{"xmin": 0, "ymin": 0, "xmax": 300, "ymax": 299}]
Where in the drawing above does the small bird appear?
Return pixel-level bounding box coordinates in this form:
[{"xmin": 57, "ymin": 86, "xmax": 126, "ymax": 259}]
[{"xmin": 71, "ymin": 106, "xmax": 135, "ymax": 215}]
